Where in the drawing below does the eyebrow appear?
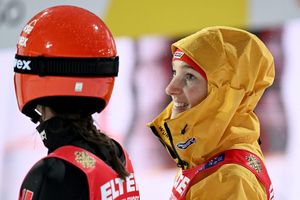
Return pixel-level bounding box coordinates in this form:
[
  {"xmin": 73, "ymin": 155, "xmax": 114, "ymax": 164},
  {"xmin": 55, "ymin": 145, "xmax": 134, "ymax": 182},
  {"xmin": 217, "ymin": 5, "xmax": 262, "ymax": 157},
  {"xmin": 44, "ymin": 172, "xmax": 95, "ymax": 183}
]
[{"xmin": 181, "ymin": 64, "xmax": 193, "ymax": 69}]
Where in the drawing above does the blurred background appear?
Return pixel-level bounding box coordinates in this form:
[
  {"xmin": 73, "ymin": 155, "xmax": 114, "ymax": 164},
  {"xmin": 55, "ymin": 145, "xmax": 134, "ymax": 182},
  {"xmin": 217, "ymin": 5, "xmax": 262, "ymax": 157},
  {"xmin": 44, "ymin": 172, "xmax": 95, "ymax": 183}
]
[{"xmin": 1, "ymin": 0, "xmax": 300, "ymax": 199}]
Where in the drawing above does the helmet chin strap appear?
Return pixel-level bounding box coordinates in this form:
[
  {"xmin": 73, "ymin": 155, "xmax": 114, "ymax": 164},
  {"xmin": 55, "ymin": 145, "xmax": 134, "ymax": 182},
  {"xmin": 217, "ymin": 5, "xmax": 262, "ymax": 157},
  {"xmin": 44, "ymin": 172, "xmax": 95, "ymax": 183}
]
[{"xmin": 27, "ymin": 109, "xmax": 41, "ymax": 124}]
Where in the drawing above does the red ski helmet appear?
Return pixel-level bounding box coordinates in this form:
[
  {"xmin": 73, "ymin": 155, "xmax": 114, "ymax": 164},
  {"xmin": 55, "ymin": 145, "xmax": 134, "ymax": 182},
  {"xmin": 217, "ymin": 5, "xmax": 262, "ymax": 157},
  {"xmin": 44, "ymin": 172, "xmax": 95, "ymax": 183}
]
[{"xmin": 14, "ymin": 5, "xmax": 119, "ymax": 122}]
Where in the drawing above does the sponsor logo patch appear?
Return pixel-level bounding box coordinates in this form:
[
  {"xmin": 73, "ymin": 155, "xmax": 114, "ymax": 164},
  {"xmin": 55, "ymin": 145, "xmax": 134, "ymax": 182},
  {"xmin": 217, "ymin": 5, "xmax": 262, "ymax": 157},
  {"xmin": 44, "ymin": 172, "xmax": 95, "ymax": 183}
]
[
  {"xmin": 199, "ymin": 154, "xmax": 225, "ymax": 171},
  {"xmin": 177, "ymin": 138, "xmax": 196, "ymax": 149},
  {"xmin": 74, "ymin": 151, "xmax": 95, "ymax": 169},
  {"xmin": 246, "ymin": 154, "xmax": 262, "ymax": 173},
  {"xmin": 173, "ymin": 51, "xmax": 184, "ymax": 59}
]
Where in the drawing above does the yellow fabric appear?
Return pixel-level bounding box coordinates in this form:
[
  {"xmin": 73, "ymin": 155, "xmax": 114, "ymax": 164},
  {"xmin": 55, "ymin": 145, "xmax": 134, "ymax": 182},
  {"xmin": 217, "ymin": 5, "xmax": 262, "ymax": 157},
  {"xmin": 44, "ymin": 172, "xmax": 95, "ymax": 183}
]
[
  {"xmin": 148, "ymin": 26, "xmax": 274, "ymax": 199},
  {"xmin": 186, "ymin": 164, "xmax": 266, "ymax": 199}
]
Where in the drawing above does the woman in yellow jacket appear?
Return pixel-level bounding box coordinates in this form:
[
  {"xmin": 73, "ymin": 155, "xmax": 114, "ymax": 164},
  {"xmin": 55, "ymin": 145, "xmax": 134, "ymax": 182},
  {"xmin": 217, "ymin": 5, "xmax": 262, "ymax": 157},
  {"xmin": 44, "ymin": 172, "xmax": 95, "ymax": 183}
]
[{"xmin": 148, "ymin": 26, "xmax": 274, "ymax": 200}]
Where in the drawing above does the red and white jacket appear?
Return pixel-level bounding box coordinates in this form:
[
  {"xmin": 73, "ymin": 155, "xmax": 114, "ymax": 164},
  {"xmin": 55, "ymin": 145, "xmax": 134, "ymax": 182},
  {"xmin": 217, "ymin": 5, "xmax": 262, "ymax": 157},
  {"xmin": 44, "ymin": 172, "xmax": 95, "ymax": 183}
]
[{"xmin": 19, "ymin": 145, "xmax": 140, "ymax": 200}]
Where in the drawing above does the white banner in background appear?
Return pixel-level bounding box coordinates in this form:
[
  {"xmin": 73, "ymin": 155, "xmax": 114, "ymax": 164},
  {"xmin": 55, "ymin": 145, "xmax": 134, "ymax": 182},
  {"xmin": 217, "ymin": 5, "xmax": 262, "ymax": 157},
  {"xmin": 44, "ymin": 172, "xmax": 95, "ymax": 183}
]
[{"xmin": 281, "ymin": 20, "xmax": 300, "ymax": 200}]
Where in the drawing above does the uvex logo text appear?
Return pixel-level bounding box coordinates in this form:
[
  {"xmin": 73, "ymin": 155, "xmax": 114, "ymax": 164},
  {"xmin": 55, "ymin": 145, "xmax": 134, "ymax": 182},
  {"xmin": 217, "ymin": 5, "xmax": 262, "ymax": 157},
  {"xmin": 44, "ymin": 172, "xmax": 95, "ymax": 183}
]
[{"xmin": 14, "ymin": 59, "xmax": 31, "ymax": 70}]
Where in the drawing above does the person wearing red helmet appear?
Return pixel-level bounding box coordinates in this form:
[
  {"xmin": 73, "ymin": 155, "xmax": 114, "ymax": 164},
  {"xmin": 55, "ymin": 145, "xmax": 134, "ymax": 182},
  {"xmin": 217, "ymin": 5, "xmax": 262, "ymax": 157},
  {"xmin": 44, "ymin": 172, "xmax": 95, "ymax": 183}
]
[{"xmin": 14, "ymin": 5, "xmax": 140, "ymax": 200}]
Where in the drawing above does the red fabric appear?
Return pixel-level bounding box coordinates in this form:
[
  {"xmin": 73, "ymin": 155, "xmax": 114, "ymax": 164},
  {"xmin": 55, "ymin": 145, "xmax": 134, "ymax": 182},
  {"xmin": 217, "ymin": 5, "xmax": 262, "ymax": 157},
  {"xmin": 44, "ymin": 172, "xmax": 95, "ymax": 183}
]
[
  {"xmin": 173, "ymin": 49, "xmax": 207, "ymax": 80},
  {"xmin": 20, "ymin": 189, "xmax": 34, "ymax": 200}
]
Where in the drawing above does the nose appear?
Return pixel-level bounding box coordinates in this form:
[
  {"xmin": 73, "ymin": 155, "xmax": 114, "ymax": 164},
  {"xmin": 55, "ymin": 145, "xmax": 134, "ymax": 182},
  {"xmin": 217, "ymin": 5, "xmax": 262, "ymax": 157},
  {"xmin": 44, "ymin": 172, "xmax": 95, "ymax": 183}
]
[{"xmin": 165, "ymin": 78, "xmax": 182, "ymax": 96}]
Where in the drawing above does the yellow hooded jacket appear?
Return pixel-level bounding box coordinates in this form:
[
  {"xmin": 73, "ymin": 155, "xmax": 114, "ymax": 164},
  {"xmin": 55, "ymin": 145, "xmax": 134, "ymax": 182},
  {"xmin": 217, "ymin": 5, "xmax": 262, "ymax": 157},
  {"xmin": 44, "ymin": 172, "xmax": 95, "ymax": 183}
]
[{"xmin": 148, "ymin": 26, "xmax": 275, "ymax": 199}]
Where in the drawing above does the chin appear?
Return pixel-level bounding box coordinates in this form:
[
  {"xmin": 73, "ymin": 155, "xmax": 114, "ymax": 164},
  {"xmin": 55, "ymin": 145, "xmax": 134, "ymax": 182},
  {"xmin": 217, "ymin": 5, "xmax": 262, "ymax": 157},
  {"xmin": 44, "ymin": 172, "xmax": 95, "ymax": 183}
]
[
  {"xmin": 171, "ymin": 111, "xmax": 181, "ymax": 119},
  {"xmin": 170, "ymin": 112, "xmax": 176, "ymax": 119}
]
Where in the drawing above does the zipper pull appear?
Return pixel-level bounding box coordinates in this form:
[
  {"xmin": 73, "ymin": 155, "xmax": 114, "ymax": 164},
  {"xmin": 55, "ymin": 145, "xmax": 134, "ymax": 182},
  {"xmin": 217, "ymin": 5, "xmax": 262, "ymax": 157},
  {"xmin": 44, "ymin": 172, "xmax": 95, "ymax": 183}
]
[{"xmin": 181, "ymin": 124, "xmax": 188, "ymax": 134}]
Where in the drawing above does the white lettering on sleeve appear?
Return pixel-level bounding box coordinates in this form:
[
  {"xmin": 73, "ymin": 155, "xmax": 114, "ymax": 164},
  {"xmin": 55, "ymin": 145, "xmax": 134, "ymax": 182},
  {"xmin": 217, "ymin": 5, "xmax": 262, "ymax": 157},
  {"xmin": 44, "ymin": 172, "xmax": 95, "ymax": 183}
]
[
  {"xmin": 101, "ymin": 182, "xmax": 112, "ymax": 200},
  {"xmin": 110, "ymin": 179, "xmax": 119, "ymax": 199},
  {"xmin": 115, "ymin": 177, "xmax": 124, "ymax": 195},
  {"xmin": 175, "ymin": 176, "xmax": 190, "ymax": 195},
  {"xmin": 100, "ymin": 173, "xmax": 138, "ymax": 199},
  {"xmin": 126, "ymin": 174, "xmax": 136, "ymax": 192}
]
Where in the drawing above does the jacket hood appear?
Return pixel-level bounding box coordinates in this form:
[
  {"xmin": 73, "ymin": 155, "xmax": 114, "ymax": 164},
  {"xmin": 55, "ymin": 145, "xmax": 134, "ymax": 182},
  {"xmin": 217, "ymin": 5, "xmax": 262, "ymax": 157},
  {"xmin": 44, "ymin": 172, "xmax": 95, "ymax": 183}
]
[{"xmin": 148, "ymin": 26, "xmax": 275, "ymax": 169}]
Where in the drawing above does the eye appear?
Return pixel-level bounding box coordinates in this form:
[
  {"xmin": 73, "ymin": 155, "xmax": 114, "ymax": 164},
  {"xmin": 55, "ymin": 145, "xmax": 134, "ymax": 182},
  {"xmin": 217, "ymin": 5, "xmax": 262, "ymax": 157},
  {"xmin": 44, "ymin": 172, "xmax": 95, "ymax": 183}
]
[{"xmin": 186, "ymin": 73, "xmax": 196, "ymax": 81}]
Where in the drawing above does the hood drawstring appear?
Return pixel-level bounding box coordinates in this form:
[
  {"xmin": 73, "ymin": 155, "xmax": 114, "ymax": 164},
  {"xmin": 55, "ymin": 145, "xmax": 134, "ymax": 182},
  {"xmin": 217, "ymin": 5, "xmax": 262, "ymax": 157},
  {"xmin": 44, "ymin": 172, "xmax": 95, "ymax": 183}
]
[{"xmin": 164, "ymin": 122, "xmax": 189, "ymax": 169}]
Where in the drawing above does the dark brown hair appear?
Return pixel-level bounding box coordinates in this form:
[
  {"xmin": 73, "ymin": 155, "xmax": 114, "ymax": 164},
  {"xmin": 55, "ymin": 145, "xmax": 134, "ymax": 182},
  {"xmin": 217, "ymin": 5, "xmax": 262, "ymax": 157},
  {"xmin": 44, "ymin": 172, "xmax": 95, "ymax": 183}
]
[{"xmin": 53, "ymin": 111, "xmax": 129, "ymax": 179}]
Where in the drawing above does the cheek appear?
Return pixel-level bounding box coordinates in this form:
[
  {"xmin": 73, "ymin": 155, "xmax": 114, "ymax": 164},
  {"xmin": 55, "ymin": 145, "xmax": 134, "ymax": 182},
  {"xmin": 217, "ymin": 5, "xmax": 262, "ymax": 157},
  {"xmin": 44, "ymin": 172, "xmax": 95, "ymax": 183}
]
[{"xmin": 188, "ymin": 87, "xmax": 207, "ymax": 107}]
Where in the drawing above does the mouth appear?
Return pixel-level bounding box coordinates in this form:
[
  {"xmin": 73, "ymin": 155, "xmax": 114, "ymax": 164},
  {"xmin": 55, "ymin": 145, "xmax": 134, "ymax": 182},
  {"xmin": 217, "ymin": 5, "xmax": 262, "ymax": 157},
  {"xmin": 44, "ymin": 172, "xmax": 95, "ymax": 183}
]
[{"xmin": 173, "ymin": 102, "xmax": 189, "ymax": 113}]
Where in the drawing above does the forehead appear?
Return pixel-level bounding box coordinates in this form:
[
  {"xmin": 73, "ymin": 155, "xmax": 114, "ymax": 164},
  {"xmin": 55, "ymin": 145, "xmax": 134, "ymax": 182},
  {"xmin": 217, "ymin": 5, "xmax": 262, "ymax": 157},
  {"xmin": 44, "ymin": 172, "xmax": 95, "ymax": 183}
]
[{"xmin": 172, "ymin": 60, "xmax": 196, "ymax": 71}]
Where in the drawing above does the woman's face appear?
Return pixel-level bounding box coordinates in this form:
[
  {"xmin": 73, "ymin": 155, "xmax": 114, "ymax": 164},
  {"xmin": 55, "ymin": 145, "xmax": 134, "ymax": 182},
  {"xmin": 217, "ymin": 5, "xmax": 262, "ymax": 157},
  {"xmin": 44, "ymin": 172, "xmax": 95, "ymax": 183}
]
[{"xmin": 166, "ymin": 60, "xmax": 207, "ymax": 119}]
